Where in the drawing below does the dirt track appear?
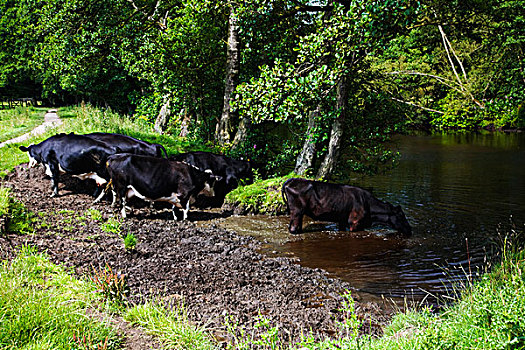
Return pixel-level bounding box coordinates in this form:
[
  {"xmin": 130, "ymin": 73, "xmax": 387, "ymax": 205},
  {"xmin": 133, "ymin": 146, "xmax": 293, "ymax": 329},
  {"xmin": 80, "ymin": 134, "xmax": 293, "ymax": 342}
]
[{"xmin": 0, "ymin": 164, "xmax": 390, "ymax": 344}]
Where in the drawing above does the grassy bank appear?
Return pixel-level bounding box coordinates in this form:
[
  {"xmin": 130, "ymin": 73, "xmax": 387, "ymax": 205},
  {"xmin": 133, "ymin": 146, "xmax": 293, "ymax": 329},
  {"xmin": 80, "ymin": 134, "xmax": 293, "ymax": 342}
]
[
  {"xmin": 3, "ymin": 240, "xmax": 524, "ymax": 349},
  {"xmin": 224, "ymin": 173, "xmax": 306, "ymax": 215}
]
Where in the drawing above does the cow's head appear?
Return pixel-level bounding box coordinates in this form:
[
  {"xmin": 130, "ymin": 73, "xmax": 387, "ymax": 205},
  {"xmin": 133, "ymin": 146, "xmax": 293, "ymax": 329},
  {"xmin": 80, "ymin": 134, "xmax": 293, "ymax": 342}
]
[
  {"xmin": 199, "ymin": 171, "xmax": 223, "ymax": 197},
  {"xmin": 389, "ymin": 205, "xmax": 412, "ymax": 236},
  {"xmin": 19, "ymin": 145, "xmax": 41, "ymax": 168}
]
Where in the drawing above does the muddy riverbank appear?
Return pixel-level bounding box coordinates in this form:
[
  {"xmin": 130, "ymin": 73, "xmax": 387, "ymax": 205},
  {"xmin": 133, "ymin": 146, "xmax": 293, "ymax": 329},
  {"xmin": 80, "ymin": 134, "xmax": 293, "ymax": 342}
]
[{"xmin": 0, "ymin": 164, "xmax": 393, "ymax": 343}]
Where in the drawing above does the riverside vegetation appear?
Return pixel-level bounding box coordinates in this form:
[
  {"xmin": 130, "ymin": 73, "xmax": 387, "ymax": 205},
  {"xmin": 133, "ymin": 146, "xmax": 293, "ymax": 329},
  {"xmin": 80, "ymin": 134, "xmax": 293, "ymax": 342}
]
[{"xmin": 0, "ymin": 106, "xmax": 524, "ymax": 349}]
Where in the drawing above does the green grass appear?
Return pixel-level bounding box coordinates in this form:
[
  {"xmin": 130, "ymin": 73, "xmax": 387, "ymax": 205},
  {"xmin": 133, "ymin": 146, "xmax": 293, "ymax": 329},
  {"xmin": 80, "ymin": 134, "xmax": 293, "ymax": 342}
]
[
  {"xmin": 0, "ymin": 107, "xmax": 47, "ymax": 143},
  {"xmin": 124, "ymin": 301, "xmax": 216, "ymax": 350},
  {"xmin": 0, "ymin": 246, "xmax": 121, "ymax": 350},
  {"xmin": 224, "ymin": 173, "xmax": 300, "ymax": 215}
]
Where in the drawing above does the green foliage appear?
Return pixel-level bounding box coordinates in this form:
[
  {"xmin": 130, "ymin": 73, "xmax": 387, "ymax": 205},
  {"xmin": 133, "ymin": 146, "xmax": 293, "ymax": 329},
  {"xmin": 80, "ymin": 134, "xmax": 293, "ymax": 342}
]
[
  {"xmin": 0, "ymin": 186, "xmax": 33, "ymax": 234},
  {"xmin": 124, "ymin": 301, "xmax": 216, "ymax": 350},
  {"xmin": 123, "ymin": 232, "xmax": 137, "ymax": 251},
  {"xmin": 0, "ymin": 246, "xmax": 121, "ymax": 349}
]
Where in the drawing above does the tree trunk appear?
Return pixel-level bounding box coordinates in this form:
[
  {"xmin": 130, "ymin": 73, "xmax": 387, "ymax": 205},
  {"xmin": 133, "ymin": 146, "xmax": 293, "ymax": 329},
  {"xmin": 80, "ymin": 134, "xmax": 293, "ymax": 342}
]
[
  {"xmin": 232, "ymin": 115, "xmax": 251, "ymax": 150},
  {"xmin": 216, "ymin": 7, "xmax": 240, "ymax": 146},
  {"xmin": 154, "ymin": 96, "xmax": 171, "ymax": 134},
  {"xmin": 294, "ymin": 107, "xmax": 320, "ymax": 175},
  {"xmin": 317, "ymin": 77, "xmax": 347, "ymax": 179}
]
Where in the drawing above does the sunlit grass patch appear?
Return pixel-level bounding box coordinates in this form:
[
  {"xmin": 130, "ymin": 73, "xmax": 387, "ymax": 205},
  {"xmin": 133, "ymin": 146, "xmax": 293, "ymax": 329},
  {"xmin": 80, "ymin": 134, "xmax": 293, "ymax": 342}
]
[
  {"xmin": 0, "ymin": 246, "xmax": 121, "ymax": 349},
  {"xmin": 224, "ymin": 173, "xmax": 302, "ymax": 215}
]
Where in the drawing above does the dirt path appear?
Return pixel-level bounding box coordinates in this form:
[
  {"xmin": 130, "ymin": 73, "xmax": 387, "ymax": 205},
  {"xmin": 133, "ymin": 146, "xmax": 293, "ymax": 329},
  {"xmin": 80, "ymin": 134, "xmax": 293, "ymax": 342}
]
[
  {"xmin": 0, "ymin": 109, "xmax": 62, "ymax": 148},
  {"xmin": 0, "ymin": 164, "xmax": 391, "ymax": 345}
]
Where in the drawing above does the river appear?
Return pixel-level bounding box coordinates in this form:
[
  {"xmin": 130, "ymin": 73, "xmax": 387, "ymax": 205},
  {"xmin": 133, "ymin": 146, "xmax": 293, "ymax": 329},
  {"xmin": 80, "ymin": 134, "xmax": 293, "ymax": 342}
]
[{"xmin": 220, "ymin": 132, "xmax": 525, "ymax": 304}]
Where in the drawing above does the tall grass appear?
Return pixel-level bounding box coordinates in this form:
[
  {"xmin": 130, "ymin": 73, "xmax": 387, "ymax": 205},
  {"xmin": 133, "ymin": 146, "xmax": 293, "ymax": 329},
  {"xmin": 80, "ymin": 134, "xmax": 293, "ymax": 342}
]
[
  {"xmin": 0, "ymin": 246, "xmax": 121, "ymax": 350},
  {"xmin": 0, "ymin": 107, "xmax": 47, "ymax": 143}
]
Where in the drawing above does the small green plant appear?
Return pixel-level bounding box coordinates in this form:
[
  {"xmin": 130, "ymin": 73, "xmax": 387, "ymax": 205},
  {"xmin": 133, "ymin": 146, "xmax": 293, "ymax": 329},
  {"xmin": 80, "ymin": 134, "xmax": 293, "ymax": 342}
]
[
  {"xmin": 101, "ymin": 216, "xmax": 121, "ymax": 234},
  {"xmin": 336, "ymin": 290, "xmax": 361, "ymax": 341},
  {"xmin": 0, "ymin": 186, "xmax": 33, "ymax": 234},
  {"xmin": 90, "ymin": 264, "xmax": 128, "ymax": 306},
  {"xmin": 123, "ymin": 232, "xmax": 137, "ymax": 251},
  {"xmin": 86, "ymin": 208, "xmax": 103, "ymax": 221},
  {"xmin": 225, "ymin": 313, "xmax": 282, "ymax": 350}
]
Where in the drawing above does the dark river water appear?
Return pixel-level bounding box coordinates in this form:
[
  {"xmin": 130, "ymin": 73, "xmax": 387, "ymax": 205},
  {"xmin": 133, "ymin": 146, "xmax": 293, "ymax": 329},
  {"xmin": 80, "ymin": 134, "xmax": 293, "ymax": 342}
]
[{"xmin": 219, "ymin": 132, "xmax": 525, "ymax": 304}]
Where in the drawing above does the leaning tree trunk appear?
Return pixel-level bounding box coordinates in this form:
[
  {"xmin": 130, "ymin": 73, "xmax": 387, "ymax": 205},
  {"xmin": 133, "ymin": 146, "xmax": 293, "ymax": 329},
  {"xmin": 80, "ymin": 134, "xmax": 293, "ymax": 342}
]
[
  {"xmin": 316, "ymin": 77, "xmax": 348, "ymax": 179},
  {"xmin": 216, "ymin": 7, "xmax": 240, "ymax": 146},
  {"xmin": 154, "ymin": 96, "xmax": 171, "ymax": 134},
  {"xmin": 295, "ymin": 107, "xmax": 320, "ymax": 175}
]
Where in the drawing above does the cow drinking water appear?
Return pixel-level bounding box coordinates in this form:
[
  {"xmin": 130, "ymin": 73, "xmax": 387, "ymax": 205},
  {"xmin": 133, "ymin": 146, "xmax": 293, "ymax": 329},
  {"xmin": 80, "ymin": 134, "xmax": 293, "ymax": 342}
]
[
  {"xmin": 282, "ymin": 178, "xmax": 411, "ymax": 235},
  {"xmin": 106, "ymin": 154, "xmax": 220, "ymax": 220}
]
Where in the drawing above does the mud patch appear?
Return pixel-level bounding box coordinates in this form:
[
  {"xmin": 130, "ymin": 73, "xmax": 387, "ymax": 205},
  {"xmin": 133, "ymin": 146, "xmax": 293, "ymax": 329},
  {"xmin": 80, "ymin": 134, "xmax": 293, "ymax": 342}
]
[{"xmin": 0, "ymin": 164, "xmax": 392, "ymax": 344}]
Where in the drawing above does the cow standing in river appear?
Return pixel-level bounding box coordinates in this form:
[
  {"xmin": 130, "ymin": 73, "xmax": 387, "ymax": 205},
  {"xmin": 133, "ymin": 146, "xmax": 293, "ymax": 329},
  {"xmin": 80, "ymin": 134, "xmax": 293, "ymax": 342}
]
[{"xmin": 282, "ymin": 178, "xmax": 411, "ymax": 235}]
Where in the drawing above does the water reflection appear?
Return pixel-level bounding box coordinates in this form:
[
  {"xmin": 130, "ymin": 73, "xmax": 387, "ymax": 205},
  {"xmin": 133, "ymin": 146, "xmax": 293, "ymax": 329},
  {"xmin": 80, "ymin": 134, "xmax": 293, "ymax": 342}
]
[{"xmin": 219, "ymin": 132, "xmax": 525, "ymax": 304}]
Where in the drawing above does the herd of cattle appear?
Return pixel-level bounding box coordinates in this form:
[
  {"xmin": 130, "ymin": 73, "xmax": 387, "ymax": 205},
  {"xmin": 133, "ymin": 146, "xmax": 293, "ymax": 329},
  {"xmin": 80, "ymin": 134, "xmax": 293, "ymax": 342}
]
[{"xmin": 19, "ymin": 132, "xmax": 411, "ymax": 235}]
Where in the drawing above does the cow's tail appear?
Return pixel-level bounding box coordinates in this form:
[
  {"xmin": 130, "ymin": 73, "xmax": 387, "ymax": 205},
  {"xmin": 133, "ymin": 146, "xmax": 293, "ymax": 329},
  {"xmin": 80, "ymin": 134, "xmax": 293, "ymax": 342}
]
[
  {"xmin": 281, "ymin": 178, "xmax": 292, "ymax": 214},
  {"xmin": 158, "ymin": 144, "xmax": 169, "ymax": 158}
]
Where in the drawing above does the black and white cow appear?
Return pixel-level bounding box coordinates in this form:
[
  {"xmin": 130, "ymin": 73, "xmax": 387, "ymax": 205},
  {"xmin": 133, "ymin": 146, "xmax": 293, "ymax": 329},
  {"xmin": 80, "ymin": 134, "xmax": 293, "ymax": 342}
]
[
  {"xmin": 282, "ymin": 178, "xmax": 412, "ymax": 235},
  {"xmin": 83, "ymin": 132, "xmax": 168, "ymax": 158},
  {"xmin": 106, "ymin": 154, "xmax": 220, "ymax": 220},
  {"xmin": 19, "ymin": 133, "xmax": 119, "ymax": 197},
  {"xmin": 169, "ymin": 151, "xmax": 252, "ymax": 206}
]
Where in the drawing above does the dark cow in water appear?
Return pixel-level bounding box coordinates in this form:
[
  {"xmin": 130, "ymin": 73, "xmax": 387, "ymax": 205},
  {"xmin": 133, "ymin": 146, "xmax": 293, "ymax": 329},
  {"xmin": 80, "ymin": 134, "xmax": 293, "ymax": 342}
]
[
  {"xmin": 83, "ymin": 132, "xmax": 168, "ymax": 158},
  {"xmin": 19, "ymin": 133, "xmax": 119, "ymax": 197},
  {"xmin": 106, "ymin": 154, "xmax": 220, "ymax": 220},
  {"xmin": 282, "ymin": 178, "xmax": 411, "ymax": 235},
  {"xmin": 170, "ymin": 151, "xmax": 252, "ymax": 206}
]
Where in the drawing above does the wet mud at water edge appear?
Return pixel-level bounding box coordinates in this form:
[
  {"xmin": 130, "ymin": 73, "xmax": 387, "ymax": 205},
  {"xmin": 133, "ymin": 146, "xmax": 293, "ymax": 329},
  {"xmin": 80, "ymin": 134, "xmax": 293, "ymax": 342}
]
[{"xmin": 0, "ymin": 164, "xmax": 393, "ymax": 344}]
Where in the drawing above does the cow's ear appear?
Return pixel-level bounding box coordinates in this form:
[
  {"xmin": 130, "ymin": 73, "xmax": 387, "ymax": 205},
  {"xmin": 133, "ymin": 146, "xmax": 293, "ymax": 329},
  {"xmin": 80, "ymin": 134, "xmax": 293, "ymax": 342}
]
[
  {"xmin": 212, "ymin": 175, "xmax": 223, "ymax": 182},
  {"xmin": 19, "ymin": 145, "xmax": 29, "ymax": 152}
]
